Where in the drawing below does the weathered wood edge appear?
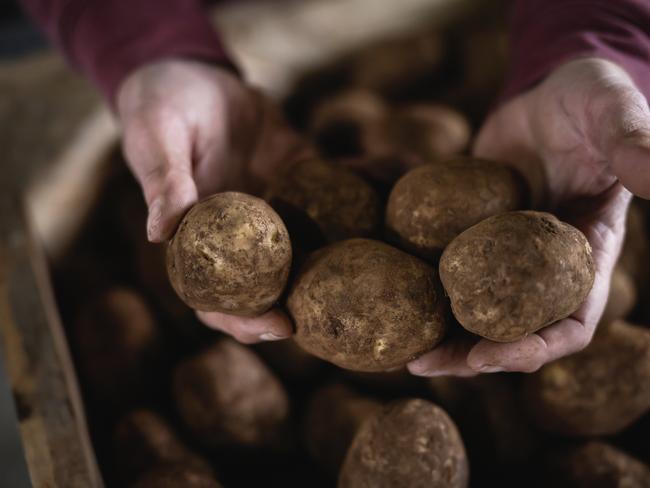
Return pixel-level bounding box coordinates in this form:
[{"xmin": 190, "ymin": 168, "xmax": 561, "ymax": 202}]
[{"xmin": 0, "ymin": 195, "xmax": 103, "ymax": 488}]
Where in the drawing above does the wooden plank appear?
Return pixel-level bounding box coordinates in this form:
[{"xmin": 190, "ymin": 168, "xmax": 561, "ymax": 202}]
[
  {"xmin": 0, "ymin": 195, "xmax": 103, "ymax": 488},
  {"xmin": 0, "ymin": 52, "xmax": 118, "ymax": 261}
]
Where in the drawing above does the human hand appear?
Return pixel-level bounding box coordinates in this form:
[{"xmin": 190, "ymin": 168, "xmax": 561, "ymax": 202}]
[
  {"xmin": 409, "ymin": 57, "xmax": 649, "ymax": 376},
  {"xmin": 117, "ymin": 59, "xmax": 310, "ymax": 343}
]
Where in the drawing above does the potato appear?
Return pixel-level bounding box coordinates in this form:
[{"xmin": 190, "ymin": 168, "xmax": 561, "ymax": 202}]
[
  {"xmin": 310, "ymin": 90, "xmax": 389, "ymax": 158},
  {"xmin": 132, "ymin": 464, "xmax": 222, "ymax": 488},
  {"xmin": 551, "ymin": 441, "xmax": 650, "ymax": 488},
  {"xmin": 339, "ymin": 398, "xmax": 468, "ymax": 488},
  {"xmin": 266, "ymin": 159, "xmax": 382, "ymax": 243},
  {"xmin": 288, "ymin": 239, "xmax": 448, "ymax": 371},
  {"xmin": 440, "ymin": 211, "xmax": 595, "ymax": 342},
  {"xmin": 386, "ymin": 158, "xmax": 524, "ymax": 259},
  {"xmin": 600, "ymin": 265, "xmax": 637, "ymax": 326},
  {"xmin": 524, "ymin": 320, "xmax": 650, "ymax": 437},
  {"xmin": 114, "ymin": 409, "xmax": 212, "ymax": 482},
  {"xmin": 166, "ymin": 192, "xmax": 292, "ymax": 315},
  {"xmin": 173, "ymin": 339, "xmax": 290, "ymax": 448},
  {"xmin": 74, "ymin": 288, "xmax": 164, "ymax": 404},
  {"xmin": 303, "ymin": 384, "xmax": 382, "ymax": 474},
  {"xmin": 383, "ymin": 104, "xmax": 471, "ymax": 163}
]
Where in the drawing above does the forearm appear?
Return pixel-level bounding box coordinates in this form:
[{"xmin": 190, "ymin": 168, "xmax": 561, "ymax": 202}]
[
  {"xmin": 20, "ymin": 0, "xmax": 236, "ymax": 104},
  {"xmin": 503, "ymin": 0, "xmax": 650, "ymax": 101}
]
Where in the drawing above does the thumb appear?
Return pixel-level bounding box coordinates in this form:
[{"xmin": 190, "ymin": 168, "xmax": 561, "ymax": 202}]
[
  {"xmin": 609, "ymin": 129, "xmax": 650, "ymax": 200},
  {"xmin": 122, "ymin": 118, "xmax": 198, "ymax": 242},
  {"xmin": 587, "ymin": 75, "xmax": 650, "ymax": 199},
  {"xmin": 143, "ymin": 167, "xmax": 198, "ymax": 242}
]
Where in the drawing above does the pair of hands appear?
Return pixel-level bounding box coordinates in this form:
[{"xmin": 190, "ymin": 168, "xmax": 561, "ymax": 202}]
[{"xmin": 117, "ymin": 57, "xmax": 650, "ymax": 375}]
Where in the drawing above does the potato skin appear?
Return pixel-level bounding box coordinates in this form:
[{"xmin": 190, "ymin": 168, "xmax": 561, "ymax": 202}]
[
  {"xmin": 166, "ymin": 192, "xmax": 292, "ymax": 315},
  {"xmin": 288, "ymin": 239, "xmax": 448, "ymax": 372},
  {"xmin": 173, "ymin": 339, "xmax": 289, "ymax": 448},
  {"xmin": 524, "ymin": 321, "xmax": 650, "ymax": 437},
  {"xmin": 552, "ymin": 442, "xmax": 650, "ymax": 488},
  {"xmin": 440, "ymin": 211, "xmax": 595, "ymax": 342},
  {"xmin": 386, "ymin": 158, "xmax": 523, "ymax": 259},
  {"xmin": 266, "ymin": 159, "xmax": 381, "ymax": 243},
  {"xmin": 339, "ymin": 399, "xmax": 468, "ymax": 488}
]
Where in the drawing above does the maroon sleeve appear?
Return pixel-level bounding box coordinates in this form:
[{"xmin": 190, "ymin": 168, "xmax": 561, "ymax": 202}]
[
  {"xmin": 503, "ymin": 0, "xmax": 650, "ymax": 101},
  {"xmin": 20, "ymin": 0, "xmax": 237, "ymax": 104}
]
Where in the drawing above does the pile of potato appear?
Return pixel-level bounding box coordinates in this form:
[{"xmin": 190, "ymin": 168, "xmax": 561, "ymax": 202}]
[{"xmin": 53, "ymin": 5, "xmax": 650, "ymax": 487}]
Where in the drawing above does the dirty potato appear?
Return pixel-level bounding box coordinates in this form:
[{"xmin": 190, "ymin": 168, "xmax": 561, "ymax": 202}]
[
  {"xmin": 339, "ymin": 398, "xmax": 469, "ymax": 488},
  {"xmin": 386, "ymin": 158, "xmax": 524, "ymax": 259},
  {"xmin": 166, "ymin": 192, "xmax": 291, "ymax": 315},
  {"xmin": 288, "ymin": 239, "xmax": 448, "ymax": 372},
  {"xmin": 173, "ymin": 339, "xmax": 290, "ymax": 448},
  {"xmin": 266, "ymin": 159, "xmax": 381, "ymax": 244},
  {"xmin": 440, "ymin": 211, "xmax": 595, "ymax": 342}
]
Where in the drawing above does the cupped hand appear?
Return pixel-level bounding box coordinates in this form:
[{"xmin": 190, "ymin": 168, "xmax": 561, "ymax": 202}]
[
  {"xmin": 117, "ymin": 59, "xmax": 310, "ymax": 343},
  {"xmin": 409, "ymin": 57, "xmax": 650, "ymax": 376}
]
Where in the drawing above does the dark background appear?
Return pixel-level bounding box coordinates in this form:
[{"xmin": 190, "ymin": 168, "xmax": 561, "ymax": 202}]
[{"xmin": 0, "ymin": 0, "xmax": 46, "ymax": 58}]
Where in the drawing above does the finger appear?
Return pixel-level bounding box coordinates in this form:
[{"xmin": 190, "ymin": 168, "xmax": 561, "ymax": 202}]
[
  {"xmin": 584, "ymin": 71, "xmax": 650, "ymax": 199},
  {"xmin": 467, "ymin": 317, "xmax": 593, "ymax": 373},
  {"xmin": 122, "ymin": 114, "xmax": 198, "ymax": 242},
  {"xmin": 196, "ymin": 308, "xmax": 293, "ymax": 344},
  {"xmin": 407, "ymin": 339, "xmax": 478, "ymax": 377},
  {"xmin": 610, "ymin": 131, "xmax": 650, "ymax": 199}
]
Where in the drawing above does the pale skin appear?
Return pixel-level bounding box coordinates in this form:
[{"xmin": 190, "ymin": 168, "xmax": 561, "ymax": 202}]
[
  {"xmin": 117, "ymin": 56, "xmax": 649, "ymax": 372},
  {"xmin": 117, "ymin": 59, "xmax": 308, "ymax": 343},
  {"xmin": 409, "ymin": 57, "xmax": 647, "ymax": 376}
]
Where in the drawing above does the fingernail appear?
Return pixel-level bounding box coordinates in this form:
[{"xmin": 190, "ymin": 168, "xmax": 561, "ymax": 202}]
[
  {"xmin": 407, "ymin": 359, "xmax": 430, "ymax": 376},
  {"xmin": 147, "ymin": 198, "xmax": 163, "ymax": 241},
  {"xmin": 260, "ymin": 332, "xmax": 287, "ymax": 341},
  {"xmin": 478, "ymin": 365, "xmax": 505, "ymax": 373}
]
